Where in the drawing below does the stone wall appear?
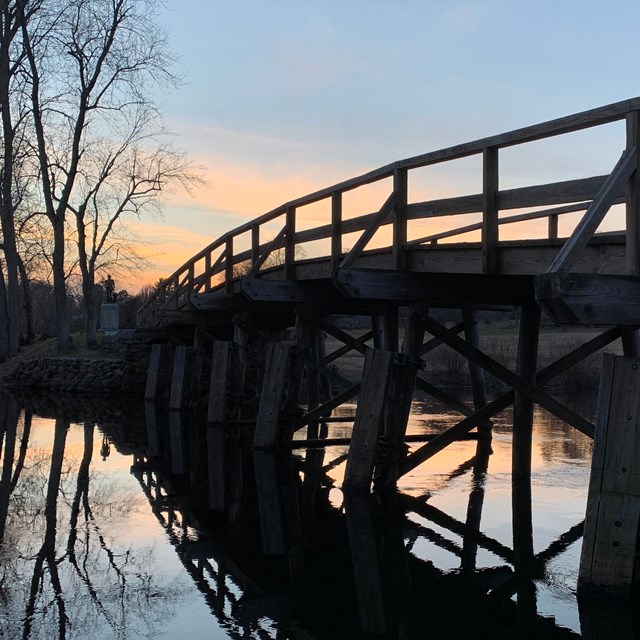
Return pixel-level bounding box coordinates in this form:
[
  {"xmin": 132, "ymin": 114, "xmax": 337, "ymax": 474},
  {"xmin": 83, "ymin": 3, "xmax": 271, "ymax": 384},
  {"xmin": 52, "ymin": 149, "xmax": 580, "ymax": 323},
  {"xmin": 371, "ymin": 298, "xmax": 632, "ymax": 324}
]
[{"xmin": 5, "ymin": 333, "xmax": 153, "ymax": 395}]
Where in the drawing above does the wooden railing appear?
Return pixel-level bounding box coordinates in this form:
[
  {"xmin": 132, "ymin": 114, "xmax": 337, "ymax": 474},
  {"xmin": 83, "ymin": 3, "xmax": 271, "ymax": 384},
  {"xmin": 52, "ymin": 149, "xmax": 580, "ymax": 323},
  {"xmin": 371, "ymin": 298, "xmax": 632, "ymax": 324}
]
[{"xmin": 138, "ymin": 98, "xmax": 640, "ymax": 326}]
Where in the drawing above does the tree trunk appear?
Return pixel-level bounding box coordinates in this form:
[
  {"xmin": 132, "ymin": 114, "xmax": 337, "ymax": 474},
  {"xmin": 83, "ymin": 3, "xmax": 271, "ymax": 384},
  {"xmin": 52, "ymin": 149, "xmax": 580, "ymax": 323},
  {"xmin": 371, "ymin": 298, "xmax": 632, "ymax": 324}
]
[
  {"xmin": 0, "ymin": 15, "xmax": 20, "ymax": 358},
  {"xmin": 0, "ymin": 262, "xmax": 9, "ymax": 362},
  {"xmin": 83, "ymin": 277, "xmax": 98, "ymax": 346},
  {"xmin": 17, "ymin": 258, "xmax": 35, "ymax": 344},
  {"xmin": 52, "ymin": 220, "xmax": 72, "ymax": 353}
]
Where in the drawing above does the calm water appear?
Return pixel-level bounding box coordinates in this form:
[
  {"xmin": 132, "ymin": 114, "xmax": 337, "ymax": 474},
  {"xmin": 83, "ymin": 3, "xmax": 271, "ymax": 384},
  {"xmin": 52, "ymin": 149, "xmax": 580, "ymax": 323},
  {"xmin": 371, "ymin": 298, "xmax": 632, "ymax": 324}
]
[{"xmin": 0, "ymin": 390, "xmax": 636, "ymax": 639}]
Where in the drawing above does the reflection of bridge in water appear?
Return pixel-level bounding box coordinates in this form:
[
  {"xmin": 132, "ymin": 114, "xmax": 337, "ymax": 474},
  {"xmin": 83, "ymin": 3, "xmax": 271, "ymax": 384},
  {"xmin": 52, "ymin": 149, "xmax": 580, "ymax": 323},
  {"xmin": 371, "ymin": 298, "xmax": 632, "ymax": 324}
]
[{"xmin": 125, "ymin": 404, "xmax": 594, "ymax": 639}]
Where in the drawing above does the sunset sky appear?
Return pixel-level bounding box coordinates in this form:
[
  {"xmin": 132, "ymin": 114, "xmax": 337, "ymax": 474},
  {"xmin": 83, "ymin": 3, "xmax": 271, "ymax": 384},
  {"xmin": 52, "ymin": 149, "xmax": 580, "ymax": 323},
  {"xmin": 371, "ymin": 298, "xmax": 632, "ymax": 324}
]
[{"xmin": 129, "ymin": 0, "xmax": 640, "ymax": 290}]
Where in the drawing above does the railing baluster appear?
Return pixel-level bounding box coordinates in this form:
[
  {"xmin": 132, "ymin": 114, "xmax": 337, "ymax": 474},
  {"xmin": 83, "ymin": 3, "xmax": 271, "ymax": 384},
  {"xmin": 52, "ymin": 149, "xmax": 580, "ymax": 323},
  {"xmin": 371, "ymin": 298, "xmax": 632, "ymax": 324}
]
[
  {"xmin": 331, "ymin": 191, "xmax": 342, "ymax": 272},
  {"xmin": 393, "ymin": 168, "xmax": 408, "ymax": 270},
  {"xmin": 251, "ymin": 223, "xmax": 260, "ymax": 267},
  {"xmin": 548, "ymin": 214, "xmax": 558, "ymax": 240},
  {"xmin": 204, "ymin": 251, "xmax": 211, "ymax": 292},
  {"xmin": 187, "ymin": 263, "xmax": 195, "ymax": 309},
  {"xmin": 225, "ymin": 236, "xmax": 233, "ymax": 294},
  {"xmin": 285, "ymin": 206, "xmax": 296, "ymax": 280},
  {"xmin": 482, "ymin": 146, "xmax": 499, "ymax": 274},
  {"xmin": 626, "ymin": 110, "xmax": 640, "ymax": 275}
]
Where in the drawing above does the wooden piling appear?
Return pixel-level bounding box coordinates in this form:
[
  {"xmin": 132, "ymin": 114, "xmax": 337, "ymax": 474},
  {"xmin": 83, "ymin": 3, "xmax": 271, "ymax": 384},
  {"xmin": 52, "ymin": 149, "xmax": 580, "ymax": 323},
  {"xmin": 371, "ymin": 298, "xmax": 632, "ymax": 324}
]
[
  {"xmin": 512, "ymin": 304, "xmax": 541, "ymax": 479},
  {"xmin": 344, "ymin": 348, "xmax": 393, "ymax": 490},
  {"xmin": 253, "ymin": 341, "xmax": 292, "ymax": 449},
  {"xmin": 579, "ymin": 354, "xmax": 640, "ymax": 596}
]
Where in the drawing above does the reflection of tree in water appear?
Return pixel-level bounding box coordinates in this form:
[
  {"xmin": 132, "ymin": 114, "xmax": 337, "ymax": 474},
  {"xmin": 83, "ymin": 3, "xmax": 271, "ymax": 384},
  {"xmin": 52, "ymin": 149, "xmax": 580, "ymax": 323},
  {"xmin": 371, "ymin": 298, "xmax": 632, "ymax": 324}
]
[{"xmin": 0, "ymin": 411, "xmax": 190, "ymax": 639}]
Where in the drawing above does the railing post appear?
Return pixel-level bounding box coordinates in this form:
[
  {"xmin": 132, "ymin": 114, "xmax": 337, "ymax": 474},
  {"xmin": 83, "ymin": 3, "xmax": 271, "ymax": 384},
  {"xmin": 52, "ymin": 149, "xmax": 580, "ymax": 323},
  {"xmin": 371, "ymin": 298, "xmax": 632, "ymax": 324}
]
[
  {"xmin": 187, "ymin": 263, "xmax": 195, "ymax": 309},
  {"xmin": 225, "ymin": 236, "xmax": 233, "ymax": 294},
  {"xmin": 285, "ymin": 205, "xmax": 296, "ymax": 280},
  {"xmin": 626, "ymin": 111, "xmax": 640, "ymax": 275},
  {"xmin": 204, "ymin": 251, "xmax": 211, "ymax": 292},
  {"xmin": 548, "ymin": 214, "xmax": 558, "ymax": 240},
  {"xmin": 331, "ymin": 191, "xmax": 342, "ymax": 272},
  {"xmin": 482, "ymin": 146, "xmax": 499, "ymax": 274},
  {"xmin": 393, "ymin": 168, "xmax": 408, "ymax": 271},
  {"xmin": 251, "ymin": 223, "xmax": 260, "ymax": 267},
  {"xmin": 172, "ymin": 274, "xmax": 179, "ymax": 309}
]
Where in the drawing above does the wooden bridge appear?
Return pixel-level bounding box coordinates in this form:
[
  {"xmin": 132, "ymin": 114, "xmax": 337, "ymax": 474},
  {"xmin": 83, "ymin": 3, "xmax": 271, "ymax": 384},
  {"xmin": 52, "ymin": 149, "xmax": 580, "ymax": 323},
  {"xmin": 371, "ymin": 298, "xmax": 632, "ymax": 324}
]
[{"xmin": 138, "ymin": 98, "xmax": 640, "ymax": 596}]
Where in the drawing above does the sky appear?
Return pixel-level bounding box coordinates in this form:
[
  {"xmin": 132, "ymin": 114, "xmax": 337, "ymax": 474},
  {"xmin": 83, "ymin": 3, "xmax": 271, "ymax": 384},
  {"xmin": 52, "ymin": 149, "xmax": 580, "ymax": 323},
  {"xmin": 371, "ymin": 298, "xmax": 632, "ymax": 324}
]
[{"xmin": 128, "ymin": 0, "xmax": 640, "ymax": 291}]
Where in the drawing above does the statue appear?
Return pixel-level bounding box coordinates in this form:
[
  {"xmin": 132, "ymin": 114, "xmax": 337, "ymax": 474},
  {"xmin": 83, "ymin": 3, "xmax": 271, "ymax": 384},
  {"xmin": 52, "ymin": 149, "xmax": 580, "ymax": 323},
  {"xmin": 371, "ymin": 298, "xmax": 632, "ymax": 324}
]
[{"xmin": 104, "ymin": 274, "xmax": 116, "ymax": 303}]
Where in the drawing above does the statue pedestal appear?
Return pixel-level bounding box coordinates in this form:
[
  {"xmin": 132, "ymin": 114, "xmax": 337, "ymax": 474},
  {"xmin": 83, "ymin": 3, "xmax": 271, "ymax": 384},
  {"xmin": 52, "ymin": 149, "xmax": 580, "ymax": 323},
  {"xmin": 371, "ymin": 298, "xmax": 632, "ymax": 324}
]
[{"xmin": 100, "ymin": 304, "xmax": 119, "ymax": 336}]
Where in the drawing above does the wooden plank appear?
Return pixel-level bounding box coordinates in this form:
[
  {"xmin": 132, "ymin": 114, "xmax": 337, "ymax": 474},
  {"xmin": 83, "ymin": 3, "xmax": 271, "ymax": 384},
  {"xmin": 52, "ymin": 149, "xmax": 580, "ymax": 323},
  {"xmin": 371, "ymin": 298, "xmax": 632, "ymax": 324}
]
[
  {"xmin": 144, "ymin": 401, "xmax": 161, "ymax": 457},
  {"xmin": 340, "ymin": 191, "xmax": 398, "ymax": 269},
  {"xmin": 169, "ymin": 411, "xmax": 185, "ymax": 475},
  {"xmin": 579, "ymin": 355, "xmax": 640, "ymax": 595},
  {"xmin": 331, "ymin": 191, "xmax": 342, "ymax": 272},
  {"xmin": 251, "ymin": 223, "xmax": 260, "ymax": 266},
  {"xmin": 169, "ymin": 346, "xmax": 189, "ymax": 411},
  {"xmin": 512, "ymin": 303, "xmax": 541, "ymax": 478},
  {"xmin": 240, "ymin": 278, "xmax": 338, "ymax": 303},
  {"xmin": 145, "ymin": 343, "xmax": 163, "ymax": 400},
  {"xmin": 322, "ymin": 330, "xmax": 373, "ymax": 366},
  {"xmin": 418, "ymin": 315, "xmax": 594, "ymax": 437},
  {"xmin": 393, "ymin": 168, "xmax": 408, "ymax": 270},
  {"xmin": 547, "ymin": 148, "xmax": 637, "ymax": 273},
  {"xmin": 224, "ymin": 236, "xmax": 233, "ymax": 294},
  {"xmin": 245, "ymin": 224, "xmax": 286, "ymax": 277},
  {"xmin": 343, "ymin": 348, "xmax": 393, "ymax": 490},
  {"xmin": 207, "ymin": 425, "xmax": 226, "ymax": 510},
  {"xmin": 253, "ymin": 451, "xmax": 285, "ymax": 554},
  {"xmin": 463, "ymin": 308, "xmax": 490, "ymax": 438},
  {"xmin": 482, "ymin": 147, "xmax": 499, "ymax": 274},
  {"xmin": 376, "ymin": 304, "xmax": 426, "ymax": 488},
  {"xmin": 253, "ymin": 342, "xmax": 292, "ymax": 448},
  {"xmin": 627, "ymin": 111, "xmax": 640, "ymax": 275},
  {"xmin": 343, "ymin": 492, "xmax": 387, "ymax": 635},
  {"xmin": 535, "ymin": 272, "xmax": 640, "ymax": 325},
  {"xmin": 207, "ymin": 341, "xmax": 231, "ymax": 424},
  {"xmin": 297, "ymin": 383, "xmax": 361, "ymax": 429},
  {"xmin": 337, "ymin": 269, "xmax": 536, "ymax": 305},
  {"xmin": 285, "ymin": 205, "xmax": 296, "ymax": 280}
]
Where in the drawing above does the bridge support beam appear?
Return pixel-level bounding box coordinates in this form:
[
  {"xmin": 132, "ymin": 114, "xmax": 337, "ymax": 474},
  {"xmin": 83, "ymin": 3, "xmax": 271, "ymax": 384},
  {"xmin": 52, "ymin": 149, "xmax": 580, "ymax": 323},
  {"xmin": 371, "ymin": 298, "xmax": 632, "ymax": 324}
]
[{"xmin": 579, "ymin": 354, "xmax": 640, "ymax": 597}]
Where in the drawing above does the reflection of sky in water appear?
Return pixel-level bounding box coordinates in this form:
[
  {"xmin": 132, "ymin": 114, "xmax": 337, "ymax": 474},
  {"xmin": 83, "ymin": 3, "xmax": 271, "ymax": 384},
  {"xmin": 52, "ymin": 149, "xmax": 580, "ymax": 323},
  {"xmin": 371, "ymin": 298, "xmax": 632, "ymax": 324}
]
[{"xmin": 1, "ymin": 390, "xmax": 600, "ymax": 637}]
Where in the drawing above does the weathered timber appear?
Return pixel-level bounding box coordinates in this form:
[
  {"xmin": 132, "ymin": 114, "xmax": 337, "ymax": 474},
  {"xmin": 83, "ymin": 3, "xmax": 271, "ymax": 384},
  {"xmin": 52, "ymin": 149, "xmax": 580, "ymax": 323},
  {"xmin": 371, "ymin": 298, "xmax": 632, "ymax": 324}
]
[
  {"xmin": 393, "ymin": 168, "xmax": 408, "ymax": 270},
  {"xmin": 343, "ymin": 348, "xmax": 393, "ymax": 490},
  {"xmin": 343, "ymin": 492, "xmax": 387, "ymax": 635},
  {"xmin": 418, "ymin": 315, "xmax": 595, "ymax": 436},
  {"xmin": 240, "ymin": 278, "xmax": 338, "ymax": 303},
  {"xmin": 401, "ymin": 326, "xmax": 619, "ymax": 475},
  {"xmin": 169, "ymin": 346, "xmax": 189, "ymax": 410},
  {"xmin": 579, "ymin": 354, "xmax": 640, "ymax": 596},
  {"xmin": 169, "ymin": 411, "xmax": 185, "ymax": 475},
  {"xmin": 253, "ymin": 342, "xmax": 292, "ymax": 449},
  {"xmin": 207, "ymin": 341, "xmax": 231, "ymax": 424},
  {"xmin": 336, "ymin": 269, "xmax": 536, "ymax": 305},
  {"xmin": 376, "ymin": 304, "xmax": 427, "ymax": 488},
  {"xmin": 547, "ymin": 148, "xmax": 637, "ymax": 273},
  {"xmin": 483, "ymin": 146, "xmax": 499, "ymax": 274},
  {"xmin": 626, "ymin": 111, "xmax": 640, "ymax": 275},
  {"xmin": 463, "ymin": 308, "xmax": 491, "ymax": 438},
  {"xmin": 145, "ymin": 343, "xmax": 163, "ymax": 400},
  {"xmin": 331, "ymin": 191, "xmax": 342, "ymax": 272},
  {"xmin": 512, "ymin": 304, "xmax": 541, "ymax": 479},
  {"xmin": 536, "ymin": 272, "xmax": 640, "ymax": 325},
  {"xmin": 253, "ymin": 451, "xmax": 286, "ymax": 554}
]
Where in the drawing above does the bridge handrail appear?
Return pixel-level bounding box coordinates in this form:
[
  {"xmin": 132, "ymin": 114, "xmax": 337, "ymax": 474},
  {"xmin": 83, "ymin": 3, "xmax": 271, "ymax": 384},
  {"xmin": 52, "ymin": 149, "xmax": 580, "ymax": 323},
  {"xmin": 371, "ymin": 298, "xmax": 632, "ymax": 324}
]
[{"xmin": 138, "ymin": 97, "xmax": 640, "ymax": 325}]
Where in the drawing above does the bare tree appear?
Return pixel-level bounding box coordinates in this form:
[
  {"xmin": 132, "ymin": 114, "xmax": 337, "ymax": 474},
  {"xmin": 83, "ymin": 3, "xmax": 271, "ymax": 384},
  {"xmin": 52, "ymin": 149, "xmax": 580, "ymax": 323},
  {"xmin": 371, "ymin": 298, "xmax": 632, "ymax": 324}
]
[{"xmin": 16, "ymin": 0, "xmax": 182, "ymax": 353}]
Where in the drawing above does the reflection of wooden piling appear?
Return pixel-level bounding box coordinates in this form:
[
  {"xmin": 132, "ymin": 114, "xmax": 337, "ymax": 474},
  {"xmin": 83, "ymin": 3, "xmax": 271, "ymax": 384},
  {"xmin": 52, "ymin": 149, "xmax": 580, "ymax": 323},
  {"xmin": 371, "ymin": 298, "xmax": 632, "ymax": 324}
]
[
  {"xmin": 344, "ymin": 348, "xmax": 393, "ymax": 490},
  {"xmin": 343, "ymin": 491, "xmax": 387, "ymax": 635},
  {"xmin": 579, "ymin": 354, "xmax": 640, "ymax": 596},
  {"xmin": 206, "ymin": 340, "xmax": 231, "ymax": 510},
  {"xmin": 253, "ymin": 451, "xmax": 285, "ymax": 554},
  {"xmin": 461, "ymin": 447, "xmax": 490, "ymax": 572},
  {"xmin": 463, "ymin": 308, "xmax": 491, "ymax": 440},
  {"xmin": 144, "ymin": 401, "xmax": 160, "ymax": 457},
  {"xmin": 169, "ymin": 412, "xmax": 185, "ymax": 474},
  {"xmin": 579, "ymin": 597, "xmax": 636, "ymax": 640}
]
